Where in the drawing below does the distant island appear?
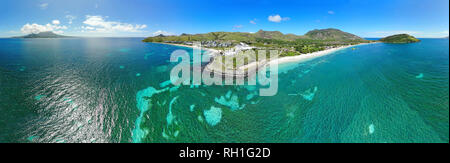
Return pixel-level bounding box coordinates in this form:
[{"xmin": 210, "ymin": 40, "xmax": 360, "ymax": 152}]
[
  {"xmin": 380, "ymin": 34, "xmax": 420, "ymax": 43},
  {"xmin": 143, "ymin": 28, "xmax": 376, "ymax": 77},
  {"xmin": 13, "ymin": 31, "xmax": 72, "ymax": 38}
]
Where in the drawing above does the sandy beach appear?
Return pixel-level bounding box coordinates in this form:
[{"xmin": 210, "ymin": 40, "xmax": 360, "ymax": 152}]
[
  {"xmin": 152, "ymin": 42, "xmax": 221, "ymax": 55},
  {"xmin": 266, "ymin": 43, "xmax": 375, "ymax": 66},
  {"xmin": 152, "ymin": 42, "xmax": 377, "ymax": 77},
  {"xmin": 234, "ymin": 43, "xmax": 377, "ymax": 76}
]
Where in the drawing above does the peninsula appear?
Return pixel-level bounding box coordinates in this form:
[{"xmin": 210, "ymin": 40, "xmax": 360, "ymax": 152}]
[{"xmin": 143, "ymin": 28, "xmax": 376, "ymax": 77}]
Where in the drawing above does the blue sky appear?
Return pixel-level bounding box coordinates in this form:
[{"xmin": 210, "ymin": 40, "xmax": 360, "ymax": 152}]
[{"xmin": 0, "ymin": 0, "xmax": 448, "ymax": 38}]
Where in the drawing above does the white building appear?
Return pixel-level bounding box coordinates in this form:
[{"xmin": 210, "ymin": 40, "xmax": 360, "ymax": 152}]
[{"xmin": 223, "ymin": 42, "xmax": 255, "ymax": 56}]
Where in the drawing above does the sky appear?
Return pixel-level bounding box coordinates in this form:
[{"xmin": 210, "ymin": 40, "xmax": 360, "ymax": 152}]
[{"xmin": 0, "ymin": 0, "xmax": 448, "ymax": 38}]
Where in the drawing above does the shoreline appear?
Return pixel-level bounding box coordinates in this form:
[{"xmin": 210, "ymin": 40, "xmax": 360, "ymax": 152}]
[
  {"xmin": 267, "ymin": 42, "xmax": 376, "ymax": 66},
  {"xmin": 150, "ymin": 42, "xmax": 221, "ymax": 55},
  {"xmin": 149, "ymin": 42, "xmax": 378, "ymax": 77},
  {"xmin": 202, "ymin": 42, "xmax": 378, "ymax": 78}
]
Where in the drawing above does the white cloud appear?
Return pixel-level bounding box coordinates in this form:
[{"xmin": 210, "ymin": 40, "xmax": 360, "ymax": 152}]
[
  {"xmin": 52, "ymin": 20, "xmax": 60, "ymax": 25},
  {"xmin": 328, "ymin": 11, "xmax": 335, "ymax": 15},
  {"xmin": 268, "ymin": 15, "xmax": 281, "ymax": 22},
  {"xmin": 39, "ymin": 3, "xmax": 48, "ymax": 9},
  {"xmin": 66, "ymin": 15, "xmax": 76, "ymax": 24},
  {"xmin": 81, "ymin": 15, "xmax": 147, "ymax": 33},
  {"xmin": 233, "ymin": 25, "xmax": 243, "ymax": 30},
  {"xmin": 153, "ymin": 30, "xmax": 174, "ymax": 36},
  {"xmin": 250, "ymin": 20, "xmax": 256, "ymax": 24},
  {"xmin": 21, "ymin": 22, "xmax": 68, "ymax": 34},
  {"xmin": 81, "ymin": 26, "xmax": 95, "ymax": 30},
  {"xmin": 268, "ymin": 14, "xmax": 290, "ymax": 23}
]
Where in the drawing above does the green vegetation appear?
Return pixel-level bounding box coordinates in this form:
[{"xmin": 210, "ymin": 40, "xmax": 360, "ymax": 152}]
[
  {"xmin": 305, "ymin": 28, "xmax": 364, "ymax": 40},
  {"xmin": 13, "ymin": 31, "xmax": 72, "ymax": 38},
  {"xmin": 143, "ymin": 28, "xmax": 372, "ymax": 56},
  {"xmin": 379, "ymin": 34, "xmax": 420, "ymax": 43}
]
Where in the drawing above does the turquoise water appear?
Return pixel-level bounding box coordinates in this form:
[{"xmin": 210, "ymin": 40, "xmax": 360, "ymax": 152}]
[{"xmin": 0, "ymin": 38, "xmax": 448, "ymax": 143}]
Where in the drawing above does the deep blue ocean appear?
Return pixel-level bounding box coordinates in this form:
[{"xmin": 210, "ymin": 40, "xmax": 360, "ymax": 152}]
[{"xmin": 0, "ymin": 38, "xmax": 448, "ymax": 143}]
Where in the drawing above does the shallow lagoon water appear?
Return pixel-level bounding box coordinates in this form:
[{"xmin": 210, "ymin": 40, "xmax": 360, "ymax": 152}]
[
  {"xmin": 203, "ymin": 106, "xmax": 223, "ymax": 126},
  {"xmin": 0, "ymin": 38, "xmax": 448, "ymax": 143}
]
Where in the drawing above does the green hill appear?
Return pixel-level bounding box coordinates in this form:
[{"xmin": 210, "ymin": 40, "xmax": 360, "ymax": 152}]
[
  {"xmin": 380, "ymin": 34, "xmax": 420, "ymax": 43},
  {"xmin": 253, "ymin": 30, "xmax": 305, "ymax": 41},
  {"xmin": 143, "ymin": 28, "xmax": 366, "ymax": 43},
  {"xmin": 14, "ymin": 31, "xmax": 72, "ymax": 38},
  {"xmin": 305, "ymin": 28, "xmax": 364, "ymax": 41},
  {"xmin": 143, "ymin": 32, "xmax": 253, "ymax": 42}
]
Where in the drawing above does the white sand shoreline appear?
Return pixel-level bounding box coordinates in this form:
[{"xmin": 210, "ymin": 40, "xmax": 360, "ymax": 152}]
[
  {"xmin": 267, "ymin": 42, "xmax": 376, "ymax": 66},
  {"xmin": 233, "ymin": 42, "xmax": 378, "ymax": 76},
  {"xmin": 150, "ymin": 42, "xmax": 378, "ymax": 77},
  {"xmin": 155, "ymin": 42, "xmax": 376, "ymax": 65},
  {"xmin": 151, "ymin": 42, "xmax": 220, "ymax": 55}
]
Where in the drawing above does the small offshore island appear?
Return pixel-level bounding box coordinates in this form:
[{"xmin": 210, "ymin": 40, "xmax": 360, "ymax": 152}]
[
  {"xmin": 13, "ymin": 31, "xmax": 73, "ymax": 38},
  {"xmin": 380, "ymin": 34, "xmax": 421, "ymax": 43},
  {"xmin": 142, "ymin": 28, "xmax": 377, "ymax": 77}
]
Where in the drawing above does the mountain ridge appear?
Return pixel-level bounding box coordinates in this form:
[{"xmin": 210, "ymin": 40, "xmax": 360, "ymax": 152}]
[
  {"xmin": 13, "ymin": 31, "xmax": 72, "ymax": 38},
  {"xmin": 143, "ymin": 28, "xmax": 367, "ymax": 43},
  {"xmin": 305, "ymin": 28, "xmax": 364, "ymax": 40}
]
